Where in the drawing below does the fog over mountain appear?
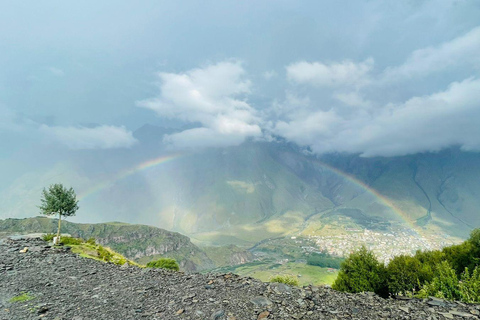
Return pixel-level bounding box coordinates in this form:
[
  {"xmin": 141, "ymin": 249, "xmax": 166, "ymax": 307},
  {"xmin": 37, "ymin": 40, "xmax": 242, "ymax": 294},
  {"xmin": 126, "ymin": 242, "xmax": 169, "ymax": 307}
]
[{"xmin": 1, "ymin": 1, "xmax": 480, "ymax": 241}]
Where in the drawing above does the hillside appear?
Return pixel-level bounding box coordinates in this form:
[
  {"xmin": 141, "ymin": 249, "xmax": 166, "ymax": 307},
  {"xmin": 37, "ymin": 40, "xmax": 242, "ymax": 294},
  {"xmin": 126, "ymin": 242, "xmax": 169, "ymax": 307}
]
[
  {"xmin": 0, "ymin": 217, "xmax": 214, "ymax": 272},
  {"xmin": 2, "ymin": 237, "xmax": 479, "ymax": 320},
  {"xmin": 2, "ymin": 130, "xmax": 480, "ymax": 245}
]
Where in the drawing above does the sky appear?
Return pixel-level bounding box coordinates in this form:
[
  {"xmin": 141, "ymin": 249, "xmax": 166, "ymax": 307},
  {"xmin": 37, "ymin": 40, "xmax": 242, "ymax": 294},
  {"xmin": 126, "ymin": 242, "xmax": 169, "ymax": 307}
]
[{"xmin": 1, "ymin": 0, "xmax": 480, "ymax": 161}]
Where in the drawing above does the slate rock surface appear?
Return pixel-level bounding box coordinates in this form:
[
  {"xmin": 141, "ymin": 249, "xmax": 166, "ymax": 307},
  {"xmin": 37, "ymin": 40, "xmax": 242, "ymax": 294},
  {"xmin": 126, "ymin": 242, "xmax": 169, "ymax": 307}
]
[{"xmin": 1, "ymin": 238, "xmax": 479, "ymax": 319}]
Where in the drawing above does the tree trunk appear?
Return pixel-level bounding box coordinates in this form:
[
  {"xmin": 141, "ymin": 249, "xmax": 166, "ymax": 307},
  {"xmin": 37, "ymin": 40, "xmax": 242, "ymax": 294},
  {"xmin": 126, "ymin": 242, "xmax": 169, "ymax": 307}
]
[{"xmin": 56, "ymin": 212, "xmax": 62, "ymax": 244}]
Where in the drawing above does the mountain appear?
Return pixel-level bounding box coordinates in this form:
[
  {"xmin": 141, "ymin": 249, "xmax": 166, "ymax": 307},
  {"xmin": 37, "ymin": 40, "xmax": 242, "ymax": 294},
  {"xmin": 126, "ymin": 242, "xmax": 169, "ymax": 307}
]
[
  {"xmin": 1, "ymin": 124, "xmax": 479, "ymax": 245},
  {"xmin": 0, "ymin": 217, "xmax": 214, "ymax": 271}
]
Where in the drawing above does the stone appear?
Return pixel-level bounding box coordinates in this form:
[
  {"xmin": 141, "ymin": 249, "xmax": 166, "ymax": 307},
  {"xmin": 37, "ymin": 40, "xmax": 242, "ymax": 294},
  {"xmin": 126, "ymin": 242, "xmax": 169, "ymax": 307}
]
[
  {"xmin": 399, "ymin": 306, "xmax": 409, "ymax": 313},
  {"xmin": 250, "ymin": 296, "xmax": 273, "ymax": 307},
  {"xmin": 2, "ymin": 237, "xmax": 480, "ymax": 320},
  {"xmin": 450, "ymin": 310, "xmax": 474, "ymax": 317},
  {"xmin": 211, "ymin": 309, "xmax": 225, "ymax": 320},
  {"xmin": 176, "ymin": 309, "xmax": 184, "ymax": 315}
]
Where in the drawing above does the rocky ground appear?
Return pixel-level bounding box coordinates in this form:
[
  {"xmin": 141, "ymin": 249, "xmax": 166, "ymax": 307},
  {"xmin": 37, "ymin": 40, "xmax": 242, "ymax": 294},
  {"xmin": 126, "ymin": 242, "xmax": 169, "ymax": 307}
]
[{"xmin": 1, "ymin": 238, "xmax": 479, "ymax": 320}]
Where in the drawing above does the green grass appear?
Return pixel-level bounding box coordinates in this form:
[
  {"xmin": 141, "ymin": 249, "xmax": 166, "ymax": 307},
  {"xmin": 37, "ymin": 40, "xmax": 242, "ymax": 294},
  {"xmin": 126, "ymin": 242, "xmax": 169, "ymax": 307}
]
[
  {"xmin": 9, "ymin": 292, "xmax": 34, "ymax": 303},
  {"xmin": 50, "ymin": 236, "xmax": 143, "ymax": 267},
  {"xmin": 212, "ymin": 261, "xmax": 338, "ymax": 287},
  {"xmin": 270, "ymin": 275, "xmax": 299, "ymax": 286}
]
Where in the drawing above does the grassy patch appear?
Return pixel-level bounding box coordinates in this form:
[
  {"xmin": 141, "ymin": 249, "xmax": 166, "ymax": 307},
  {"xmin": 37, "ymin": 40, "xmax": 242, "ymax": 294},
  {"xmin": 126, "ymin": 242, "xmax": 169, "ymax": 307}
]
[
  {"xmin": 270, "ymin": 275, "xmax": 299, "ymax": 286},
  {"xmin": 53, "ymin": 236, "xmax": 142, "ymax": 267},
  {"xmin": 9, "ymin": 292, "xmax": 34, "ymax": 303},
  {"xmin": 212, "ymin": 261, "xmax": 338, "ymax": 286}
]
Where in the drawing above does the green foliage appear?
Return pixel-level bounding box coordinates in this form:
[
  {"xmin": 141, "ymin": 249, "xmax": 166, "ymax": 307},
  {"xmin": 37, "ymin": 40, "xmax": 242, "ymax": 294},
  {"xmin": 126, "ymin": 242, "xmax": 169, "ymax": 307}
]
[
  {"xmin": 332, "ymin": 228, "xmax": 480, "ymax": 302},
  {"xmin": 60, "ymin": 236, "xmax": 83, "ymax": 245},
  {"xmin": 307, "ymin": 252, "xmax": 344, "ymax": 269},
  {"xmin": 269, "ymin": 275, "xmax": 299, "ymax": 286},
  {"xmin": 38, "ymin": 183, "xmax": 79, "ymax": 218},
  {"xmin": 417, "ymin": 261, "xmax": 462, "ymax": 301},
  {"xmin": 442, "ymin": 242, "xmax": 475, "ymax": 275},
  {"xmin": 459, "ymin": 266, "xmax": 480, "ymax": 303},
  {"xmin": 97, "ymin": 246, "xmax": 114, "ymax": 262},
  {"xmin": 42, "ymin": 233, "xmax": 55, "ymax": 241},
  {"xmin": 146, "ymin": 258, "xmax": 180, "ymax": 271},
  {"xmin": 386, "ymin": 254, "xmax": 422, "ymax": 295},
  {"xmin": 332, "ymin": 246, "xmax": 387, "ymax": 296},
  {"xmin": 86, "ymin": 237, "xmax": 96, "ymax": 245},
  {"xmin": 9, "ymin": 292, "xmax": 34, "ymax": 303}
]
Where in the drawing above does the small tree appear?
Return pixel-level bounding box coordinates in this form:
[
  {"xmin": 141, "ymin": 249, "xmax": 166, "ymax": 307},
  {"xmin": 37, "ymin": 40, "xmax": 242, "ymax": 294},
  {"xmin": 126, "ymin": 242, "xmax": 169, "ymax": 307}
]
[
  {"xmin": 38, "ymin": 184, "xmax": 79, "ymax": 243},
  {"xmin": 387, "ymin": 254, "xmax": 422, "ymax": 295},
  {"xmin": 332, "ymin": 246, "xmax": 387, "ymax": 296}
]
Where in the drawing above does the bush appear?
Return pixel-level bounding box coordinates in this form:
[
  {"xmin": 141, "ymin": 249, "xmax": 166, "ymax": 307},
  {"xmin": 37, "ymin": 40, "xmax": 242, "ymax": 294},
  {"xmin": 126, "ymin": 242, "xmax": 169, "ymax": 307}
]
[
  {"xmin": 86, "ymin": 237, "xmax": 96, "ymax": 245},
  {"xmin": 332, "ymin": 246, "xmax": 387, "ymax": 296},
  {"xmin": 270, "ymin": 275, "xmax": 299, "ymax": 286},
  {"xmin": 42, "ymin": 233, "xmax": 55, "ymax": 241},
  {"xmin": 146, "ymin": 258, "xmax": 179, "ymax": 271},
  {"xmin": 60, "ymin": 236, "xmax": 83, "ymax": 246},
  {"xmin": 97, "ymin": 246, "xmax": 114, "ymax": 262},
  {"xmin": 417, "ymin": 261, "xmax": 461, "ymax": 301},
  {"xmin": 387, "ymin": 254, "xmax": 422, "ymax": 295},
  {"xmin": 459, "ymin": 266, "xmax": 480, "ymax": 303}
]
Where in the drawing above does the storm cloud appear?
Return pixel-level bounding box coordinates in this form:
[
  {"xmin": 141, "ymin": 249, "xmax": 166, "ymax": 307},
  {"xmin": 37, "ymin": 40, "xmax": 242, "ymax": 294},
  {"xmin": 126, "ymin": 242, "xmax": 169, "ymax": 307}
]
[{"xmin": 1, "ymin": 0, "xmax": 480, "ymax": 157}]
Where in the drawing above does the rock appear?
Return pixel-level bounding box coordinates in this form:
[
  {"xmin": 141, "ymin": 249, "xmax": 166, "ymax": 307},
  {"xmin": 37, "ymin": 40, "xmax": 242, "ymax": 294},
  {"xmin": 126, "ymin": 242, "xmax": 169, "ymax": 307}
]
[
  {"xmin": 250, "ymin": 296, "xmax": 273, "ymax": 307},
  {"xmin": 19, "ymin": 247, "xmax": 28, "ymax": 253},
  {"xmin": 211, "ymin": 309, "xmax": 225, "ymax": 319},
  {"xmin": 399, "ymin": 306, "xmax": 409, "ymax": 313},
  {"xmin": 2, "ymin": 237, "xmax": 479, "ymax": 320},
  {"xmin": 176, "ymin": 309, "xmax": 184, "ymax": 315},
  {"xmin": 428, "ymin": 299, "xmax": 447, "ymax": 307},
  {"xmin": 438, "ymin": 312, "xmax": 454, "ymax": 319},
  {"xmin": 450, "ymin": 310, "xmax": 475, "ymax": 317}
]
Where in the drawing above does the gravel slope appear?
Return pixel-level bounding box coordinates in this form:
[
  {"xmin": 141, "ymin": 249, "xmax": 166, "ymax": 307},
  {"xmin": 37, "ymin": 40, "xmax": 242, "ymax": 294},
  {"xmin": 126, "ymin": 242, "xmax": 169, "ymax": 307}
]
[{"xmin": 1, "ymin": 238, "xmax": 479, "ymax": 320}]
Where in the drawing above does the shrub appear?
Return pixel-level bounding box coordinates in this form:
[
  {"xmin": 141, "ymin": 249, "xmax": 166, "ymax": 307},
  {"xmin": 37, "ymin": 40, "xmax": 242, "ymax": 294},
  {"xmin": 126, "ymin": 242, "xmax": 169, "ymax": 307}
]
[
  {"xmin": 146, "ymin": 258, "xmax": 179, "ymax": 271},
  {"xmin": 86, "ymin": 237, "xmax": 96, "ymax": 245},
  {"xmin": 60, "ymin": 236, "xmax": 84, "ymax": 245},
  {"xmin": 417, "ymin": 261, "xmax": 461, "ymax": 301},
  {"xmin": 459, "ymin": 266, "xmax": 480, "ymax": 303},
  {"xmin": 97, "ymin": 245, "xmax": 114, "ymax": 262},
  {"xmin": 332, "ymin": 246, "xmax": 387, "ymax": 296},
  {"xmin": 270, "ymin": 275, "xmax": 299, "ymax": 286},
  {"xmin": 42, "ymin": 233, "xmax": 55, "ymax": 242},
  {"xmin": 387, "ymin": 254, "xmax": 422, "ymax": 295}
]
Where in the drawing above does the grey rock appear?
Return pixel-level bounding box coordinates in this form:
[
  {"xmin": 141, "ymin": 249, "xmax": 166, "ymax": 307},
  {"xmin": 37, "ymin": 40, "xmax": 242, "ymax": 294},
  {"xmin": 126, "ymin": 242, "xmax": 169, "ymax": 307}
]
[
  {"xmin": 1, "ymin": 238, "xmax": 479, "ymax": 320},
  {"xmin": 211, "ymin": 309, "xmax": 225, "ymax": 319},
  {"xmin": 250, "ymin": 296, "xmax": 273, "ymax": 307}
]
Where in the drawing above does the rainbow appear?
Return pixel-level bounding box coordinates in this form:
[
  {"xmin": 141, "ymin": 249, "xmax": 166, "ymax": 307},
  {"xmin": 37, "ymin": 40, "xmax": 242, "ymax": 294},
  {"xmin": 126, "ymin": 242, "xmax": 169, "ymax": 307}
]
[
  {"xmin": 307, "ymin": 157, "xmax": 417, "ymax": 230},
  {"xmin": 77, "ymin": 153, "xmax": 182, "ymax": 201},
  {"xmin": 76, "ymin": 150, "xmax": 416, "ymax": 230}
]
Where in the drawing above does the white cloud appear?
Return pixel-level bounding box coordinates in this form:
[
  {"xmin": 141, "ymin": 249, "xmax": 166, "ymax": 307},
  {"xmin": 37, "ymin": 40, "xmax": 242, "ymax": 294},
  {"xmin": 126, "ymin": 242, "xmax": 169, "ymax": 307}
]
[
  {"xmin": 286, "ymin": 58, "xmax": 374, "ymax": 88},
  {"xmin": 137, "ymin": 61, "xmax": 262, "ymax": 148},
  {"xmin": 334, "ymin": 91, "xmax": 371, "ymax": 108},
  {"xmin": 274, "ymin": 78, "xmax": 480, "ymax": 157},
  {"xmin": 40, "ymin": 125, "xmax": 137, "ymax": 150},
  {"xmin": 382, "ymin": 26, "xmax": 480, "ymax": 81}
]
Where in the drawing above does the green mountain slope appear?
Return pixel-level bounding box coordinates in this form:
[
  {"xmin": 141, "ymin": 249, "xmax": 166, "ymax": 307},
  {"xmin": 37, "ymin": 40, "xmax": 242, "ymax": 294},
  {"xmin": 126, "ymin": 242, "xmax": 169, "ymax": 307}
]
[
  {"xmin": 1, "ymin": 130, "xmax": 479, "ymax": 244},
  {"xmin": 0, "ymin": 217, "xmax": 214, "ymax": 271}
]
